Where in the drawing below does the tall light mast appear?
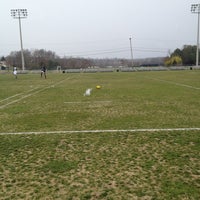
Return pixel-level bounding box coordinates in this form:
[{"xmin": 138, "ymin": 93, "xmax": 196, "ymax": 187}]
[{"xmin": 11, "ymin": 9, "xmax": 28, "ymax": 71}]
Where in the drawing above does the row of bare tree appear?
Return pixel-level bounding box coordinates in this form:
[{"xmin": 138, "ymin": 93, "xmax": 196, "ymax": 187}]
[
  {"xmin": 6, "ymin": 49, "xmax": 60, "ymax": 70},
  {"xmin": 4, "ymin": 49, "xmax": 136, "ymax": 70},
  {"xmin": 2, "ymin": 45, "xmax": 197, "ymax": 70}
]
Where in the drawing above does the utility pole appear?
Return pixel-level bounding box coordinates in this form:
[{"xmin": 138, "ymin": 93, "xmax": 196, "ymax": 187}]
[
  {"xmin": 11, "ymin": 9, "xmax": 28, "ymax": 71},
  {"xmin": 129, "ymin": 37, "xmax": 134, "ymax": 67}
]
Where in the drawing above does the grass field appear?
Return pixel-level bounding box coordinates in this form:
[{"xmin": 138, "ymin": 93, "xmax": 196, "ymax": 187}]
[{"xmin": 0, "ymin": 70, "xmax": 200, "ymax": 199}]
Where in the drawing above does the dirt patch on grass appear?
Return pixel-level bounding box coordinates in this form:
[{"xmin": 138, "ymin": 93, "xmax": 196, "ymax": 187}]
[{"xmin": 0, "ymin": 131, "xmax": 199, "ymax": 199}]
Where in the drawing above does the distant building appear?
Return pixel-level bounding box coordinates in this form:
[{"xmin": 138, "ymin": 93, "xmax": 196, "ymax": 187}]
[{"xmin": 0, "ymin": 57, "xmax": 8, "ymax": 70}]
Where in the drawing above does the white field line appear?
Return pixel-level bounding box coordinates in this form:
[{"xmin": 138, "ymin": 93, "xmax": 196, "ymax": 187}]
[
  {"xmin": 149, "ymin": 77, "xmax": 200, "ymax": 90},
  {"xmin": 0, "ymin": 128, "xmax": 200, "ymax": 135},
  {"xmin": 0, "ymin": 87, "xmax": 49, "ymax": 109},
  {"xmin": 64, "ymin": 101, "xmax": 112, "ymax": 104},
  {"xmin": 0, "ymin": 86, "xmax": 40, "ymax": 104},
  {"xmin": 0, "ymin": 93, "xmax": 23, "ymax": 103},
  {"xmin": 0, "ymin": 77, "xmax": 71, "ymax": 110}
]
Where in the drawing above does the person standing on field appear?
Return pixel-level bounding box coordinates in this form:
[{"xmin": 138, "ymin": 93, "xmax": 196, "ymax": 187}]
[
  {"xmin": 41, "ymin": 63, "xmax": 47, "ymax": 79},
  {"xmin": 13, "ymin": 66, "xmax": 17, "ymax": 79}
]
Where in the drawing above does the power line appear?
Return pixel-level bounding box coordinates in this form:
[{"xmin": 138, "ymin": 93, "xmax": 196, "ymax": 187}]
[{"xmin": 59, "ymin": 46, "xmax": 168, "ymax": 58}]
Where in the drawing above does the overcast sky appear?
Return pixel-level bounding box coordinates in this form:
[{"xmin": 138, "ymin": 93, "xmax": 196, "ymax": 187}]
[{"xmin": 0, "ymin": 0, "xmax": 198, "ymax": 59}]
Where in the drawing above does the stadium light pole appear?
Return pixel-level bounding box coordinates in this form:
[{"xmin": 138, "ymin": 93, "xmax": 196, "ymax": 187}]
[
  {"xmin": 11, "ymin": 9, "xmax": 28, "ymax": 71},
  {"xmin": 191, "ymin": 4, "xmax": 200, "ymax": 67},
  {"xmin": 129, "ymin": 37, "xmax": 134, "ymax": 67}
]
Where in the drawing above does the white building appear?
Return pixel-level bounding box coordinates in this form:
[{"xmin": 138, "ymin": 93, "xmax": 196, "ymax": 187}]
[{"xmin": 0, "ymin": 57, "xmax": 7, "ymax": 70}]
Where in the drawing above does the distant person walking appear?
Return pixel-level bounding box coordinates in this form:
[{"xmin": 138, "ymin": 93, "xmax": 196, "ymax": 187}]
[
  {"xmin": 41, "ymin": 64, "xmax": 47, "ymax": 79},
  {"xmin": 13, "ymin": 66, "xmax": 17, "ymax": 79}
]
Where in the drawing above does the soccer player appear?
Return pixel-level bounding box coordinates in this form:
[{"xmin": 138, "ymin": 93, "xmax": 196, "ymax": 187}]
[
  {"xmin": 41, "ymin": 64, "xmax": 47, "ymax": 79},
  {"xmin": 13, "ymin": 66, "xmax": 17, "ymax": 79}
]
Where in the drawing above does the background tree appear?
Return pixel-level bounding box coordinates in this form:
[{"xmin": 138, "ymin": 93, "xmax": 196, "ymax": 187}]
[
  {"xmin": 181, "ymin": 45, "xmax": 196, "ymax": 65},
  {"xmin": 6, "ymin": 49, "xmax": 60, "ymax": 70},
  {"xmin": 171, "ymin": 48, "xmax": 182, "ymax": 58},
  {"xmin": 170, "ymin": 45, "xmax": 197, "ymax": 66},
  {"xmin": 6, "ymin": 51, "xmax": 21, "ymax": 68},
  {"xmin": 165, "ymin": 56, "xmax": 182, "ymax": 66}
]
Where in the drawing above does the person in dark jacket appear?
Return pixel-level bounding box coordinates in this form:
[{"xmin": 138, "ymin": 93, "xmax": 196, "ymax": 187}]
[{"xmin": 41, "ymin": 64, "xmax": 47, "ymax": 79}]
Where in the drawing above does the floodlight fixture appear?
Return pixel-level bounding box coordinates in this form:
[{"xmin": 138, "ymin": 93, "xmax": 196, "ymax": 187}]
[
  {"xmin": 191, "ymin": 4, "xmax": 200, "ymax": 13},
  {"xmin": 11, "ymin": 9, "xmax": 28, "ymax": 71},
  {"xmin": 11, "ymin": 9, "xmax": 28, "ymax": 19},
  {"xmin": 191, "ymin": 4, "xmax": 200, "ymax": 67}
]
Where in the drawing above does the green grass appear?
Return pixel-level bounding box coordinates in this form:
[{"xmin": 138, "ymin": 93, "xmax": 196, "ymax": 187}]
[
  {"xmin": 0, "ymin": 70, "xmax": 200, "ymax": 199},
  {"xmin": 1, "ymin": 71, "xmax": 200, "ymax": 132}
]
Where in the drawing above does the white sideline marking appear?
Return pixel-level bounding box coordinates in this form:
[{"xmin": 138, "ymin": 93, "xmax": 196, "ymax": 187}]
[
  {"xmin": 149, "ymin": 77, "xmax": 200, "ymax": 90},
  {"xmin": 0, "ymin": 128, "xmax": 200, "ymax": 135}
]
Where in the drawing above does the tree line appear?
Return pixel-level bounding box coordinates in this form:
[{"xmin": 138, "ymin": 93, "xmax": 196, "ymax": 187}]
[
  {"xmin": 1, "ymin": 45, "xmax": 198, "ymax": 70},
  {"xmin": 165, "ymin": 45, "xmax": 197, "ymax": 66},
  {"xmin": 4, "ymin": 49, "xmax": 133, "ymax": 70}
]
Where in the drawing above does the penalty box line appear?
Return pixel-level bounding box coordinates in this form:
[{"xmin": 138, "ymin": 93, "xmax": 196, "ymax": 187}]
[
  {"xmin": 0, "ymin": 128, "xmax": 200, "ymax": 135},
  {"xmin": 0, "ymin": 76, "xmax": 73, "ymax": 110}
]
